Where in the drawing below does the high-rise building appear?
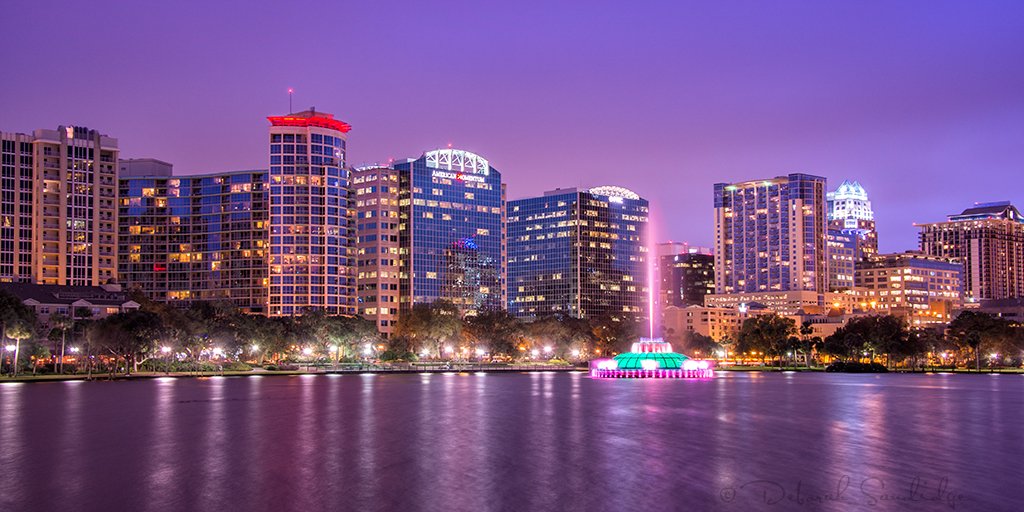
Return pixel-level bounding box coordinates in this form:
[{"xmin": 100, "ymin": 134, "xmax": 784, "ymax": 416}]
[
  {"xmin": 119, "ymin": 162, "xmax": 270, "ymax": 312},
  {"xmin": 507, "ymin": 186, "xmax": 649, "ymax": 321},
  {"xmin": 918, "ymin": 201, "xmax": 1024, "ymax": 301},
  {"xmin": 855, "ymin": 251, "xmax": 962, "ymax": 325},
  {"xmin": 364, "ymin": 148, "xmax": 507, "ymax": 318},
  {"xmin": 1, "ymin": 126, "xmax": 119, "ymax": 286},
  {"xmin": 352, "ymin": 165, "xmax": 402, "ymax": 335},
  {"xmin": 657, "ymin": 242, "xmax": 714, "ymax": 308},
  {"xmin": 119, "ymin": 109, "xmax": 356, "ymax": 315},
  {"xmin": 713, "ymin": 174, "xmax": 828, "ymax": 297},
  {"xmin": 826, "ymin": 180, "xmax": 878, "ymax": 291},
  {"xmin": 0, "ymin": 132, "xmax": 34, "ymax": 283},
  {"xmin": 34, "ymin": 127, "xmax": 120, "ymax": 286},
  {"xmin": 826, "ymin": 229, "xmax": 856, "ymax": 291},
  {"xmin": 267, "ymin": 110, "xmax": 355, "ymax": 315}
]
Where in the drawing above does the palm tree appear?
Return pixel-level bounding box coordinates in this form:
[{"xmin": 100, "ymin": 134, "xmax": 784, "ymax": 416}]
[
  {"xmin": 799, "ymin": 321, "xmax": 815, "ymax": 367},
  {"xmin": 5, "ymin": 323, "xmax": 32, "ymax": 377},
  {"xmin": 50, "ymin": 313, "xmax": 73, "ymax": 374}
]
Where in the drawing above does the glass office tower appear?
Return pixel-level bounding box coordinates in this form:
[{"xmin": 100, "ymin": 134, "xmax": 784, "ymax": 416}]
[
  {"xmin": 389, "ymin": 149, "xmax": 506, "ymax": 316},
  {"xmin": 507, "ymin": 186, "xmax": 649, "ymax": 321}
]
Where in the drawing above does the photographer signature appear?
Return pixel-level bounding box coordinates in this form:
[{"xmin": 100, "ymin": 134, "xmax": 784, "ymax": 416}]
[{"xmin": 719, "ymin": 475, "xmax": 968, "ymax": 509}]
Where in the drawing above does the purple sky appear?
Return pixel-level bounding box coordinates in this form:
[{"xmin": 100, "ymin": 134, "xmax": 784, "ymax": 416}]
[{"xmin": 3, "ymin": 1, "xmax": 1023, "ymax": 251}]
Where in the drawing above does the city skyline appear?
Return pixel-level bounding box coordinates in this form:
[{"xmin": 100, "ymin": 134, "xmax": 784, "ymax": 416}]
[{"xmin": 2, "ymin": 1, "xmax": 1023, "ymax": 252}]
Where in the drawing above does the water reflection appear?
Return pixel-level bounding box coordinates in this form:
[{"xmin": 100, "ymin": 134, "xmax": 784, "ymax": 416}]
[{"xmin": 0, "ymin": 373, "xmax": 1020, "ymax": 511}]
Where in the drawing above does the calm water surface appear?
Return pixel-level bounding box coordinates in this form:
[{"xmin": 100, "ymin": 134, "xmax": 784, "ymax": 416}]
[{"xmin": 1, "ymin": 372, "xmax": 1022, "ymax": 512}]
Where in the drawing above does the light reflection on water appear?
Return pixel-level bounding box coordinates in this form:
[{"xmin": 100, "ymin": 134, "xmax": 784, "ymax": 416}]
[{"xmin": 0, "ymin": 372, "xmax": 1021, "ymax": 511}]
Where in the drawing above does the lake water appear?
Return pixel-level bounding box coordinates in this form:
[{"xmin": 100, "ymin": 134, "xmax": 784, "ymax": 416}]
[{"xmin": 1, "ymin": 372, "xmax": 1021, "ymax": 511}]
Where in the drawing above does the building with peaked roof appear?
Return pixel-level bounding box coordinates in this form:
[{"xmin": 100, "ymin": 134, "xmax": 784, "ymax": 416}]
[
  {"xmin": 0, "ymin": 282, "xmax": 139, "ymax": 326},
  {"xmin": 826, "ymin": 180, "xmax": 878, "ymax": 292},
  {"xmin": 918, "ymin": 201, "xmax": 1024, "ymax": 301}
]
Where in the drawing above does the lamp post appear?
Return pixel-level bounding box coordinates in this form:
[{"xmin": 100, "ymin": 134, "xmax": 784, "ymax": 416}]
[
  {"xmin": 161, "ymin": 346, "xmax": 172, "ymax": 374},
  {"xmin": 3, "ymin": 345, "xmax": 14, "ymax": 376},
  {"xmin": 362, "ymin": 343, "xmax": 373, "ymax": 369}
]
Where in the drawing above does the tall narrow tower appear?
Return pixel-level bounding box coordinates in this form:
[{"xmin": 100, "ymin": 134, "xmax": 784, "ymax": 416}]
[
  {"xmin": 267, "ymin": 109, "xmax": 355, "ymax": 315},
  {"xmin": 32, "ymin": 126, "xmax": 119, "ymax": 286}
]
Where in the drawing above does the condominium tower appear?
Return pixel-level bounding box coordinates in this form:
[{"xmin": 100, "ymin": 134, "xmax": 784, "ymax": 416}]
[
  {"xmin": 713, "ymin": 174, "xmax": 828, "ymax": 296},
  {"xmin": 1, "ymin": 126, "xmax": 119, "ymax": 286},
  {"xmin": 119, "ymin": 109, "xmax": 356, "ymax": 315},
  {"xmin": 267, "ymin": 109, "xmax": 355, "ymax": 315},
  {"xmin": 918, "ymin": 201, "xmax": 1024, "ymax": 301},
  {"xmin": 119, "ymin": 160, "xmax": 270, "ymax": 312}
]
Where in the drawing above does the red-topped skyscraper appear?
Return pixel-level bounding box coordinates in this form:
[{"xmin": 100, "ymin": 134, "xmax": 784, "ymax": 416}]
[{"xmin": 267, "ymin": 109, "xmax": 355, "ymax": 315}]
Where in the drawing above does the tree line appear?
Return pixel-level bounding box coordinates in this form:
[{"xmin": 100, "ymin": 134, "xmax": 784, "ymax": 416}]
[
  {"xmin": 710, "ymin": 310, "xmax": 1024, "ymax": 370},
  {"xmin": 4, "ymin": 287, "xmax": 1023, "ymax": 376}
]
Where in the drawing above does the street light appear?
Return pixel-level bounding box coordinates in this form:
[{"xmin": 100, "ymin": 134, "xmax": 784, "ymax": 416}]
[
  {"xmin": 543, "ymin": 346, "xmax": 553, "ymax": 355},
  {"xmin": 302, "ymin": 347, "xmax": 313, "ymax": 356},
  {"xmin": 69, "ymin": 347, "xmax": 80, "ymax": 354},
  {"xmin": 530, "ymin": 349, "xmax": 539, "ymax": 358},
  {"xmin": 2, "ymin": 345, "xmax": 14, "ymax": 375},
  {"xmin": 571, "ymin": 349, "xmax": 580, "ymax": 358},
  {"xmin": 160, "ymin": 346, "xmax": 172, "ymax": 374},
  {"xmin": 362, "ymin": 344, "xmax": 373, "ymax": 356}
]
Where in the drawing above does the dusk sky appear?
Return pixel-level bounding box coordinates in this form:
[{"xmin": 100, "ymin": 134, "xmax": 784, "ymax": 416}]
[{"xmin": 2, "ymin": 1, "xmax": 1023, "ymax": 251}]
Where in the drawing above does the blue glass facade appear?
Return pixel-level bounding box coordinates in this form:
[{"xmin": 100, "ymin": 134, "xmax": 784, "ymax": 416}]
[
  {"xmin": 119, "ymin": 170, "xmax": 269, "ymax": 311},
  {"xmin": 508, "ymin": 187, "xmax": 649, "ymax": 321},
  {"xmin": 391, "ymin": 149, "xmax": 505, "ymax": 315}
]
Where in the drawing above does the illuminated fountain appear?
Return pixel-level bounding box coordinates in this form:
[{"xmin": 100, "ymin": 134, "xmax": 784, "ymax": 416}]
[
  {"xmin": 588, "ymin": 199, "xmax": 714, "ymax": 379},
  {"xmin": 589, "ymin": 338, "xmax": 714, "ymax": 379}
]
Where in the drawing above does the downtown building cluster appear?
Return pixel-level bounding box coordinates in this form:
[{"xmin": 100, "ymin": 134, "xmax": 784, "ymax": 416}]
[
  {"xmin": 1, "ymin": 113, "xmax": 652, "ymax": 334},
  {"xmin": 665, "ymin": 173, "xmax": 1024, "ymax": 343},
  {"xmin": 4, "ymin": 113, "xmax": 1024, "ymax": 338}
]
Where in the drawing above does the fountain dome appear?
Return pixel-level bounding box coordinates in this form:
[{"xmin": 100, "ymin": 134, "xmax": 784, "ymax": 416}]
[{"xmin": 590, "ymin": 338, "xmax": 713, "ymax": 379}]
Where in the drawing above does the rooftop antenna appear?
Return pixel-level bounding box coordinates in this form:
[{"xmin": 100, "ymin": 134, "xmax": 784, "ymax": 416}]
[{"xmin": 287, "ymin": 88, "xmax": 294, "ymax": 114}]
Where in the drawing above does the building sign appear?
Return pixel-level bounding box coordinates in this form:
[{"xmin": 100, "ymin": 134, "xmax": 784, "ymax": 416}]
[{"xmin": 432, "ymin": 170, "xmax": 485, "ymax": 183}]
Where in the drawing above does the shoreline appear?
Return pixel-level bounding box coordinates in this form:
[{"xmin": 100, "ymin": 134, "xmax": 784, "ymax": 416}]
[{"xmin": 1, "ymin": 365, "xmax": 1021, "ymax": 383}]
